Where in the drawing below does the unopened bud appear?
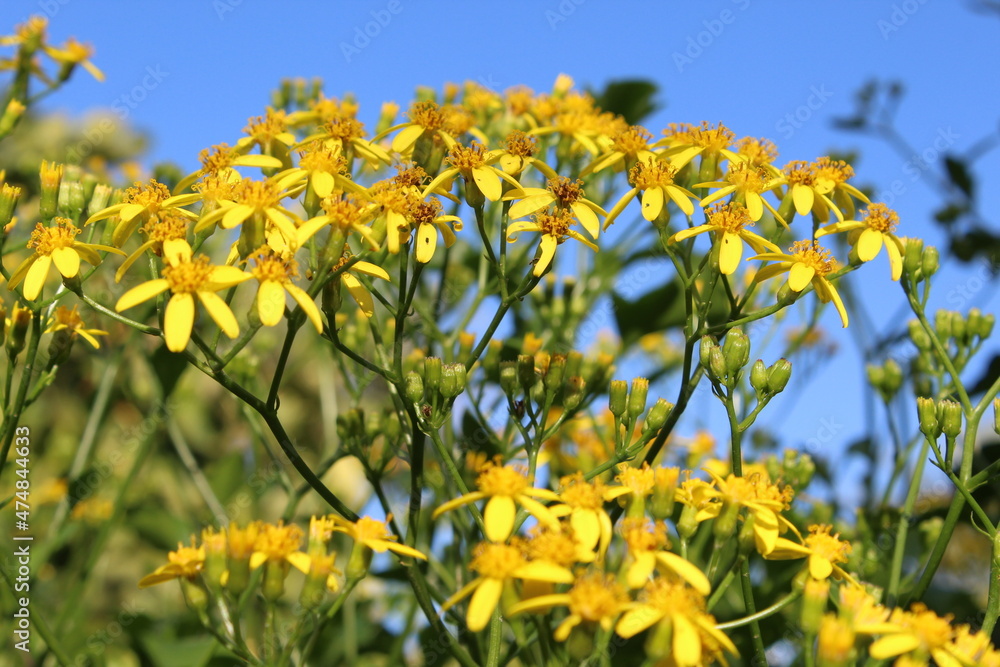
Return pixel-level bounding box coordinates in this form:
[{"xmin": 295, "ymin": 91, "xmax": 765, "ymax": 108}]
[
  {"xmin": 457, "ymin": 331, "xmax": 475, "ymax": 361},
  {"xmin": 0, "ymin": 183, "xmax": 20, "ymax": 229},
  {"xmin": 766, "ymin": 359, "xmax": 792, "ymax": 394},
  {"xmin": 440, "ymin": 362, "xmax": 467, "ymax": 398},
  {"xmin": 699, "ymin": 335, "xmax": 715, "ymax": 368},
  {"xmin": 7, "ymin": 303, "xmax": 30, "ymax": 358},
  {"xmin": 609, "ymin": 380, "xmax": 628, "ymax": 418},
  {"xmin": 722, "ymin": 328, "xmax": 750, "ymax": 374},
  {"xmin": 0, "ymin": 99, "xmax": 25, "ymax": 136},
  {"xmin": 978, "ymin": 313, "xmax": 995, "ymax": 340},
  {"xmin": 643, "ymin": 398, "xmax": 673, "ymax": 434},
  {"xmin": 801, "ymin": 577, "xmax": 830, "ymax": 635},
  {"xmin": 627, "ymin": 378, "xmax": 649, "ymax": 420},
  {"xmin": 903, "ymin": 237, "xmax": 924, "ymax": 276},
  {"xmin": 499, "ymin": 361, "xmax": 518, "ymax": 395},
  {"xmin": 882, "ymin": 359, "xmax": 903, "ymax": 400},
  {"xmin": 917, "ymin": 397, "xmax": 940, "ymax": 439},
  {"xmin": 920, "ymin": 245, "xmax": 939, "ymax": 278},
  {"xmin": 934, "ymin": 310, "xmax": 952, "ymax": 341},
  {"xmin": 563, "ymin": 375, "xmax": 586, "ymax": 411},
  {"xmin": 58, "ymin": 176, "xmax": 86, "ymax": 220},
  {"xmin": 545, "ymin": 354, "xmax": 566, "ymax": 393},
  {"xmin": 39, "ymin": 160, "xmax": 63, "ymax": 221},
  {"xmin": 423, "ymin": 357, "xmax": 442, "ymax": 393},
  {"xmin": 708, "ymin": 347, "xmax": 728, "ymax": 384},
  {"xmin": 951, "ymin": 311, "xmax": 967, "ymax": 344},
  {"xmin": 750, "ymin": 359, "xmax": 768, "ymax": 396},
  {"xmin": 517, "ymin": 354, "xmax": 537, "ymax": 392},
  {"xmin": 939, "ymin": 400, "xmax": 962, "ymax": 439},
  {"xmin": 908, "ymin": 319, "xmax": 931, "ymax": 350},
  {"xmin": 404, "ymin": 371, "xmax": 424, "ymax": 403}
]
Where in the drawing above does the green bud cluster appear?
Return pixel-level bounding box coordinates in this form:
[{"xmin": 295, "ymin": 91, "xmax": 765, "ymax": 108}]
[{"xmin": 901, "ymin": 238, "xmax": 939, "ymax": 283}]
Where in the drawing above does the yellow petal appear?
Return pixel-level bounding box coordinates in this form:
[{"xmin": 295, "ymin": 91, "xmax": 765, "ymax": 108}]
[
  {"xmin": 353, "ymin": 261, "xmax": 390, "ymax": 281},
  {"xmin": 570, "ymin": 510, "xmax": 600, "ymax": 551},
  {"xmin": 746, "ymin": 191, "xmax": 764, "ymax": 221},
  {"xmin": 466, "ymin": 578, "xmax": 502, "ymax": 632},
  {"xmin": 534, "ymin": 234, "xmax": 558, "ymax": 276},
  {"xmin": 869, "ymin": 634, "xmax": 922, "ymax": 660},
  {"xmin": 511, "ymin": 561, "xmax": 574, "ymax": 584},
  {"xmin": 164, "ymin": 293, "xmax": 196, "ymax": 352},
  {"xmin": 287, "ymin": 551, "xmax": 312, "ymax": 574},
  {"xmin": 23, "ymin": 255, "xmax": 52, "ymax": 300},
  {"xmin": 571, "ymin": 202, "xmax": 600, "ymax": 239},
  {"xmin": 383, "ymin": 541, "xmax": 428, "ymax": 560},
  {"xmin": 471, "ymin": 167, "xmax": 501, "ymax": 202},
  {"xmin": 199, "ymin": 291, "xmax": 240, "ymax": 338},
  {"xmin": 672, "ymin": 613, "xmax": 702, "ymax": 666},
  {"xmin": 787, "ymin": 262, "xmax": 815, "ymax": 292},
  {"xmin": 856, "ymin": 228, "xmax": 883, "ymax": 262},
  {"xmin": 256, "ymin": 280, "xmax": 286, "ymax": 326},
  {"xmin": 222, "ymin": 204, "xmax": 253, "ymax": 229},
  {"xmin": 416, "ymin": 223, "xmax": 437, "ymax": 264},
  {"xmin": 615, "ymin": 606, "xmax": 663, "ymax": 638},
  {"xmin": 886, "ymin": 234, "xmax": 903, "ymax": 281},
  {"xmin": 51, "ymin": 247, "xmax": 82, "ymax": 278},
  {"xmin": 432, "ymin": 492, "xmax": 486, "ymax": 519},
  {"xmin": 285, "ymin": 282, "xmax": 323, "ymax": 333},
  {"xmin": 627, "ymin": 553, "xmax": 656, "ymax": 589},
  {"xmin": 508, "ymin": 193, "xmax": 553, "ymax": 220},
  {"xmin": 666, "ymin": 185, "xmax": 696, "ymax": 217},
  {"xmin": 311, "ymin": 171, "xmax": 335, "ymax": 199},
  {"xmin": 718, "ymin": 232, "xmax": 743, "ymax": 275},
  {"xmin": 163, "ymin": 239, "xmax": 192, "ymax": 265},
  {"xmin": 641, "ymin": 187, "xmax": 664, "ymax": 221},
  {"xmin": 808, "ymin": 554, "xmax": 834, "ymax": 580},
  {"xmin": 342, "ymin": 273, "xmax": 375, "ymax": 318},
  {"xmin": 657, "ymin": 552, "xmax": 711, "ymax": 596},
  {"xmin": 116, "ymin": 279, "xmax": 170, "ymax": 311},
  {"xmin": 792, "ymin": 184, "xmax": 814, "ymax": 215},
  {"xmin": 484, "ymin": 496, "xmax": 516, "ymax": 542},
  {"xmin": 391, "ymin": 124, "xmax": 425, "ymax": 154}
]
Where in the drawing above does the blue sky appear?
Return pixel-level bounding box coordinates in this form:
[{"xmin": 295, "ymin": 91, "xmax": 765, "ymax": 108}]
[{"xmin": 5, "ymin": 1, "xmax": 999, "ymax": 503}]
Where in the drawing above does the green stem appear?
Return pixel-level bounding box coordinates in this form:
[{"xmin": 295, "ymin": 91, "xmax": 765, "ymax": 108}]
[
  {"xmin": 0, "ymin": 309, "xmax": 42, "ymax": 481},
  {"xmin": 715, "ymin": 588, "xmax": 802, "ymax": 630},
  {"xmin": 887, "ymin": 435, "xmax": 930, "ymax": 605},
  {"xmin": 486, "ymin": 607, "xmax": 503, "ymax": 667},
  {"xmin": 0, "ymin": 563, "xmax": 75, "ymax": 666}
]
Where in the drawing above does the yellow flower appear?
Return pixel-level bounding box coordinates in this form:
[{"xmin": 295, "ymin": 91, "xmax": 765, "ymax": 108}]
[
  {"xmin": 603, "ymin": 158, "xmax": 698, "ymax": 229},
  {"xmin": 300, "ymin": 115, "xmax": 392, "ymax": 168},
  {"xmin": 433, "ymin": 460, "xmax": 561, "ymax": 542},
  {"xmin": 174, "ymin": 143, "xmax": 284, "ymax": 194},
  {"xmin": 507, "ymin": 572, "xmax": 631, "ymax": 641},
  {"xmin": 549, "ymin": 472, "xmax": 613, "ymax": 560},
  {"xmin": 749, "ymin": 240, "xmax": 849, "ymax": 328},
  {"xmin": 582, "ymin": 125, "xmax": 657, "ymax": 176},
  {"xmin": 765, "ymin": 524, "xmax": 855, "ymax": 581},
  {"xmin": 506, "ymin": 208, "xmax": 598, "ymax": 277},
  {"xmin": 246, "ymin": 246, "xmax": 322, "ymax": 332},
  {"xmin": 330, "ymin": 515, "xmax": 427, "ymax": 561},
  {"xmin": 492, "ymin": 130, "xmax": 558, "ymax": 180},
  {"xmin": 669, "ymin": 202, "xmax": 781, "ymax": 275},
  {"xmin": 115, "ymin": 239, "xmax": 252, "ymax": 352},
  {"xmin": 44, "ymin": 305, "xmax": 107, "ymax": 349},
  {"xmin": 696, "ymin": 160, "xmax": 788, "ymax": 225},
  {"xmin": 441, "ymin": 541, "xmax": 573, "ymax": 632},
  {"xmin": 817, "ymin": 614, "xmax": 856, "ymax": 666},
  {"xmin": 194, "ymin": 177, "xmax": 300, "ymax": 244},
  {"xmin": 409, "ymin": 198, "xmax": 463, "ymax": 264},
  {"xmin": 376, "ymin": 100, "xmax": 460, "ymax": 154},
  {"xmin": 41, "ymin": 36, "xmax": 104, "ymax": 82},
  {"xmin": 138, "ymin": 539, "xmax": 205, "ymax": 588},
  {"xmin": 272, "ymin": 141, "xmax": 365, "ymax": 200},
  {"xmin": 235, "ymin": 108, "xmax": 296, "ymax": 159},
  {"xmin": 868, "ymin": 604, "xmax": 965, "ymax": 666},
  {"xmin": 328, "ymin": 250, "xmax": 391, "ymax": 318},
  {"xmin": 505, "ymin": 176, "xmax": 604, "ymax": 240},
  {"xmin": 619, "ymin": 518, "xmax": 711, "ymax": 594},
  {"xmin": 615, "ymin": 577, "xmax": 737, "ymax": 666},
  {"xmin": 8, "ymin": 217, "xmax": 124, "ymax": 300},
  {"xmin": 816, "ymin": 202, "xmax": 905, "ymax": 281},
  {"xmin": 115, "ymin": 210, "xmax": 190, "ymax": 282},
  {"xmin": 86, "ymin": 179, "xmax": 200, "ymax": 247},
  {"xmin": 654, "ymin": 121, "xmax": 740, "ymax": 172},
  {"xmin": 704, "ymin": 469, "xmax": 793, "ymax": 555},
  {"xmin": 423, "ymin": 142, "xmax": 523, "ymax": 205},
  {"xmin": 779, "ymin": 159, "xmax": 846, "ymax": 224}
]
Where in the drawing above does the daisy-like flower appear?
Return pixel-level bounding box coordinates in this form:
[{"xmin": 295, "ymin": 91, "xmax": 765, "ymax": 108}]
[
  {"xmin": 749, "ymin": 240, "xmax": 850, "ymax": 328},
  {"xmin": 250, "ymin": 521, "xmax": 310, "ymax": 600},
  {"xmin": 765, "ymin": 524, "xmax": 856, "ymax": 582},
  {"xmin": 115, "ymin": 239, "xmax": 252, "ymax": 352},
  {"xmin": 507, "ymin": 572, "xmax": 631, "ymax": 641},
  {"xmin": 308, "ymin": 115, "xmax": 392, "ymax": 168},
  {"xmin": 491, "ymin": 130, "xmax": 558, "ymax": 180},
  {"xmin": 506, "ymin": 208, "xmax": 598, "ymax": 278},
  {"xmin": 376, "ymin": 100, "xmax": 460, "ymax": 154},
  {"xmin": 330, "ymin": 515, "xmax": 427, "ymax": 561},
  {"xmin": 409, "ymin": 198, "xmax": 463, "ymax": 264},
  {"xmin": 505, "ymin": 176, "xmax": 604, "ymax": 240},
  {"xmin": 812, "ymin": 156, "xmax": 870, "ymax": 219},
  {"xmin": 668, "ymin": 202, "xmax": 781, "ymax": 275},
  {"xmin": 581, "ymin": 125, "xmax": 657, "ymax": 176},
  {"xmin": 364, "ymin": 178, "xmax": 424, "ymax": 255},
  {"xmin": 247, "ymin": 246, "xmax": 323, "ymax": 332},
  {"xmin": 732, "ymin": 136, "xmax": 780, "ymax": 172},
  {"xmin": 604, "ymin": 461, "xmax": 658, "ymax": 518},
  {"xmin": 703, "ymin": 469, "xmax": 793, "ymax": 556},
  {"xmin": 548, "ymin": 472, "xmax": 613, "ymax": 560},
  {"xmin": 86, "ymin": 179, "xmax": 200, "ymax": 248},
  {"xmin": 817, "ymin": 614, "xmax": 857, "ymax": 666},
  {"xmin": 441, "ymin": 540, "xmax": 574, "ymax": 633},
  {"xmin": 235, "ymin": 108, "xmax": 295, "ymax": 162},
  {"xmin": 138, "ymin": 539, "xmax": 205, "ymax": 588},
  {"xmin": 174, "ymin": 143, "xmax": 284, "ymax": 194},
  {"xmin": 8, "ymin": 217, "xmax": 124, "ymax": 300},
  {"xmin": 696, "ymin": 160, "xmax": 788, "ymax": 225},
  {"xmin": 44, "ymin": 305, "xmax": 107, "ymax": 349},
  {"xmin": 615, "ymin": 577, "xmax": 738, "ymax": 666},
  {"xmin": 326, "ymin": 249, "xmax": 391, "ymax": 318},
  {"xmin": 868, "ymin": 604, "xmax": 966, "ymax": 666},
  {"xmin": 816, "ymin": 202, "xmax": 905, "ymax": 280},
  {"xmin": 655, "ymin": 121, "xmax": 740, "ymax": 174},
  {"xmin": 42, "ymin": 36, "xmax": 104, "ymax": 82},
  {"xmin": 432, "ymin": 460, "xmax": 561, "ymax": 542},
  {"xmin": 194, "ymin": 177, "xmax": 300, "ymax": 244},
  {"xmin": 778, "ymin": 160, "xmax": 846, "ymax": 224},
  {"xmin": 603, "ymin": 158, "xmax": 698, "ymax": 229},
  {"xmin": 115, "ymin": 209, "xmax": 190, "ymax": 282},
  {"xmin": 423, "ymin": 141, "xmax": 523, "ymax": 206},
  {"xmin": 272, "ymin": 141, "xmax": 365, "ymax": 201},
  {"xmin": 620, "ymin": 518, "xmax": 712, "ymax": 594}
]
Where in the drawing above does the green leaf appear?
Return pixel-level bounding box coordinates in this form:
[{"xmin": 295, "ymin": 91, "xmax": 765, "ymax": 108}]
[
  {"xmin": 151, "ymin": 343, "xmax": 188, "ymax": 397},
  {"xmin": 593, "ymin": 79, "xmax": 659, "ymax": 126},
  {"xmin": 944, "ymin": 155, "xmax": 974, "ymax": 198},
  {"xmin": 138, "ymin": 633, "xmax": 218, "ymax": 667}
]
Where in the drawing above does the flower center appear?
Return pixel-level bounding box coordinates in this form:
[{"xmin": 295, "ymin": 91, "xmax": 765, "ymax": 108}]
[
  {"xmin": 535, "ymin": 209, "xmax": 575, "ymax": 239},
  {"xmin": 325, "ymin": 116, "xmax": 366, "ymax": 143},
  {"xmin": 622, "ymin": 518, "xmax": 669, "ymax": 554},
  {"xmin": 51, "ymin": 305, "xmax": 84, "ymax": 329},
  {"xmin": 611, "ymin": 126, "xmax": 653, "ymax": 154},
  {"xmin": 547, "ymin": 177, "xmax": 585, "ymax": 206},
  {"xmin": 243, "ymin": 109, "xmax": 288, "ymax": 144},
  {"xmin": 558, "ymin": 472, "xmax": 605, "ymax": 510},
  {"xmin": 861, "ymin": 202, "xmax": 899, "ymax": 233},
  {"xmin": 470, "ymin": 542, "xmax": 527, "ymax": 579},
  {"xmin": 812, "ymin": 157, "xmax": 854, "ymax": 186},
  {"xmin": 353, "ymin": 516, "xmax": 393, "ymax": 543},
  {"xmin": 321, "ymin": 195, "xmax": 368, "ymax": 229},
  {"xmin": 502, "ymin": 130, "xmax": 537, "ymax": 157},
  {"xmin": 642, "ymin": 576, "xmax": 705, "ymax": 613},
  {"xmin": 665, "ymin": 121, "xmax": 734, "ymax": 151},
  {"xmin": 735, "ymin": 137, "xmax": 779, "ymax": 165},
  {"xmin": 235, "ymin": 179, "xmax": 282, "ymax": 211},
  {"xmin": 442, "ymin": 104, "xmax": 474, "ymax": 136},
  {"xmin": 783, "ymin": 160, "xmax": 816, "ymax": 186},
  {"xmin": 804, "ymin": 525, "xmax": 852, "ymax": 564},
  {"xmin": 254, "ymin": 522, "xmax": 304, "ymax": 561},
  {"xmin": 725, "ymin": 162, "xmax": 770, "ymax": 193},
  {"xmin": 410, "ymin": 199, "xmax": 444, "ymax": 227},
  {"xmin": 629, "ymin": 159, "xmax": 678, "ymax": 190},
  {"xmin": 707, "ymin": 202, "xmax": 752, "ymax": 233},
  {"xmin": 198, "ymin": 144, "xmax": 239, "ymax": 174},
  {"xmin": 408, "ymin": 101, "xmax": 446, "ymax": 131},
  {"xmin": 615, "ymin": 463, "xmax": 656, "ymax": 497},
  {"xmin": 167, "ymin": 543, "xmax": 204, "ymax": 575},
  {"xmin": 790, "ymin": 240, "xmax": 837, "ymax": 276},
  {"xmin": 476, "ymin": 463, "xmax": 529, "ymax": 497},
  {"xmin": 250, "ymin": 247, "xmax": 297, "ymax": 283},
  {"xmin": 28, "ymin": 218, "xmax": 78, "ymax": 255},
  {"xmin": 447, "ymin": 142, "xmax": 488, "ymax": 172},
  {"xmin": 194, "ymin": 174, "xmax": 237, "ymax": 203},
  {"xmin": 526, "ymin": 529, "xmax": 579, "ymax": 567},
  {"xmin": 124, "ymin": 179, "xmax": 171, "ymax": 210},
  {"xmin": 141, "ymin": 211, "xmax": 189, "ymax": 247},
  {"xmin": 568, "ymin": 573, "xmax": 628, "ymax": 621},
  {"xmin": 392, "ymin": 163, "xmax": 429, "ymax": 189},
  {"xmin": 163, "ymin": 254, "xmax": 215, "ymax": 294},
  {"xmin": 227, "ymin": 522, "xmax": 262, "ymax": 560},
  {"xmin": 299, "ymin": 142, "xmax": 346, "ymax": 174}
]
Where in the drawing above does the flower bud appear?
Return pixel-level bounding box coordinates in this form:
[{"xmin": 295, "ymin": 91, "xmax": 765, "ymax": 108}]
[
  {"xmin": 608, "ymin": 380, "xmax": 628, "ymax": 418},
  {"xmin": 423, "ymin": 357, "xmax": 442, "ymax": 393},
  {"xmin": 482, "ymin": 339, "xmax": 502, "ymax": 376},
  {"xmin": 643, "ymin": 399, "xmax": 673, "ymax": 434},
  {"xmin": 404, "ymin": 371, "xmax": 424, "ymax": 404},
  {"xmin": 699, "ymin": 335, "xmax": 715, "ymax": 368},
  {"xmin": 7, "ymin": 303, "xmax": 30, "ymax": 358},
  {"xmin": 39, "ymin": 161, "xmax": 62, "ymax": 221},
  {"xmin": 517, "ymin": 354, "xmax": 537, "ymax": 392},
  {"xmin": 722, "ymin": 328, "xmax": 750, "ymax": 374},
  {"xmin": 865, "ymin": 364, "xmax": 884, "ymax": 392},
  {"xmin": 58, "ymin": 178, "xmax": 86, "ymax": 221},
  {"xmin": 938, "ymin": 400, "xmax": 962, "ymax": 439},
  {"xmin": 749, "ymin": 359, "xmax": 768, "ymax": 396},
  {"xmin": 908, "ymin": 319, "xmax": 932, "ymax": 350},
  {"xmin": 440, "ymin": 362, "xmax": 467, "ymax": 398},
  {"xmin": 708, "ymin": 347, "xmax": 728, "ymax": 384},
  {"xmin": 978, "ymin": 313, "xmax": 995, "ymax": 340},
  {"xmin": 920, "ymin": 245, "xmax": 939, "ymax": 278},
  {"xmin": 801, "ymin": 576, "xmax": 830, "ymax": 635},
  {"xmin": 563, "ymin": 375, "xmax": 586, "ymax": 411},
  {"xmin": 544, "ymin": 353, "xmax": 566, "ymax": 394},
  {"xmin": 262, "ymin": 560, "xmax": 290, "ymax": 602},
  {"xmin": 499, "ymin": 361, "xmax": 518, "ymax": 395},
  {"xmin": 903, "ymin": 237, "xmax": 924, "ymax": 276},
  {"xmin": 766, "ymin": 359, "xmax": 792, "ymax": 394},
  {"xmin": 882, "ymin": 359, "xmax": 903, "ymax": 400},
  {"xmin": 817, "ymin": 614, "xmax": 855, "ymax": 667},
  {"xmin": 917, "ymin": 397, "xmax": 940, "ymax": 438},
  {"xmin": 180, "ymin": 578, "xmax": 209, "ymax": 613},
  {"xmin": 950, "ymin": 311, "xmax": 967, "ymax": 345},
  {"xmin": 0, "ymin": 182, "xmax": 20, "ymax": 230},
  {"xmin": 677, "ymin": 503, "xmax": 700, "ymax": 541},
  {"xmin": 934, "ymin": 310, "xmax": 952, "ymax": 341},
  {"xmin": 565, "ymin": 350, "xmax": 583, "ymax": 379},
  {"xmin": 0, "ymin": 99, "xmax": 25, "ymax": 136},
  {"xmin": 627, "ymin": 377, "xmax": 649, "ymax": 420}
]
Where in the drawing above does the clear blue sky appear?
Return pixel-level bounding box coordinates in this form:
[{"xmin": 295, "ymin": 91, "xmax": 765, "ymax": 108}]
[{"xmin": 5, "ymin": 1, "xmax": 999, "ymax": 503}]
